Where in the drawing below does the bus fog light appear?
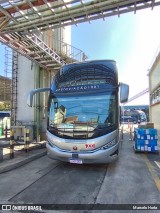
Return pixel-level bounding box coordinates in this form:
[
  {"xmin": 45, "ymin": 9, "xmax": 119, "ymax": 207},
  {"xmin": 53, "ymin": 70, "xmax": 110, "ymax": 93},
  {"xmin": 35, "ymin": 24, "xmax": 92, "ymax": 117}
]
[{"xmin": 101, "ymin": 139, "xmax": 117, "ymax": 150}]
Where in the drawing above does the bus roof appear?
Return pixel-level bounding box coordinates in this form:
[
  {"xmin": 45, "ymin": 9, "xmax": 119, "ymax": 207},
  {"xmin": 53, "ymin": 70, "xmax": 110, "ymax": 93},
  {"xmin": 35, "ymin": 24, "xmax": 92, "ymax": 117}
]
[
  {"xmin": 59, "ymin": 60, "xmax": 118, "ymax": 76},
  {"xmin": 62, "ymin": 59, "xmax": 117, "ymax": 69}
]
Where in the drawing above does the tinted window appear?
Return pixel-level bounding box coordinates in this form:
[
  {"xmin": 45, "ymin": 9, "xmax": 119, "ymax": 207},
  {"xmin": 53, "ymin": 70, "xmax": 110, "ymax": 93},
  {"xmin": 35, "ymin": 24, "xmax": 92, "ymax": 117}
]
[{"xmin": 48, "ymin": 92, "xmax": 118, "ymax": 139}]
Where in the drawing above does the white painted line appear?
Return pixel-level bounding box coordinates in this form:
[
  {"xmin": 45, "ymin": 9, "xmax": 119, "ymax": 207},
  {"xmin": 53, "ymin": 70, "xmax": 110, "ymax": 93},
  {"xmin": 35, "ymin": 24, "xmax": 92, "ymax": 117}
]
[{"xmin": 154, "ymin": 161, "xmax": 160, "ymax": 169}]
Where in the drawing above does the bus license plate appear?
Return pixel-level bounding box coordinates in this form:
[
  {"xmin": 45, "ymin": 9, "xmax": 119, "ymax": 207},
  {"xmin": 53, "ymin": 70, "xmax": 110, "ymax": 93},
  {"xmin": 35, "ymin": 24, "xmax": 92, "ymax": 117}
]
[{"xmin": 69, "ymin": 159, "xmax": 83, "ymax": 164}]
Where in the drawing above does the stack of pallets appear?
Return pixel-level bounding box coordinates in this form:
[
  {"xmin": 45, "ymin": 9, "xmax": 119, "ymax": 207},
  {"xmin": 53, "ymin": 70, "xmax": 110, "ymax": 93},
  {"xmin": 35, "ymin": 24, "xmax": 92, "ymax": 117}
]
[{"xmin": 134, "ymin": 128, "xmax": 158, "ymax": 153}]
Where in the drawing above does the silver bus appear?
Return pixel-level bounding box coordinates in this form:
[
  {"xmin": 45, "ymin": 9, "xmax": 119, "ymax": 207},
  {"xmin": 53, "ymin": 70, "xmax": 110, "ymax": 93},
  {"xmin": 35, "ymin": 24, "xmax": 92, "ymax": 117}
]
[{"xmin": 28, "ymin": 60, "xmax": 129, "ymax": 164}]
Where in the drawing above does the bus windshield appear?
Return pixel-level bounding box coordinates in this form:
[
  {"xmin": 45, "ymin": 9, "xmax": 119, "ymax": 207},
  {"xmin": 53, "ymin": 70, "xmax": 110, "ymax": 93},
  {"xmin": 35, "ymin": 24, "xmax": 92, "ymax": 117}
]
[{"xmin": 47, "ymin": 91, "xmax": 118, "ymax": 139}]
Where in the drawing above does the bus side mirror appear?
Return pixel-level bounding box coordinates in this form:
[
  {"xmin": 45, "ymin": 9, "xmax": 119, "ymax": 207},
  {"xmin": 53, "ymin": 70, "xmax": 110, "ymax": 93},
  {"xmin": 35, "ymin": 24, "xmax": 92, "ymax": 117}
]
[
  {"xmin": 120, "ymin": 83, "xmax": 129, "ymax": 103},
  {"xmin": 27, "ymin": 87, "xmax": 50, "ymax": 107}
]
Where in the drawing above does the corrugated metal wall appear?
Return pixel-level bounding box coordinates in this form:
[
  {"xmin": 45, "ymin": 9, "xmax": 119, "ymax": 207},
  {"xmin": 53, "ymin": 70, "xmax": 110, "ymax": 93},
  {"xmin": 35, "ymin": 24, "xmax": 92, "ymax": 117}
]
[
  {"xmin": 150, "ymin": 58, "xmax": 160, "ymax": 93},
  {"xmin": 149, "ymin": 54, "xmax": 160, "ymax": 139}
]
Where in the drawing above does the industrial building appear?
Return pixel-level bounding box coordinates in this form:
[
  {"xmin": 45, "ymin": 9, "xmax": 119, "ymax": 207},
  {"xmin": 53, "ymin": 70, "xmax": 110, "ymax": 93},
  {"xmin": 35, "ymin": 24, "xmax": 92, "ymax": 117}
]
[
  {"xmin": 11, "ymin": 27, "xmax": 73, "ymax": 141},
  {"xmin": 0, "ymin": 75, "xmax": 11, "ymax": 103},
  {"xmin": 148, "ymin": 48, "xmax": 160, "ymax": 138}
]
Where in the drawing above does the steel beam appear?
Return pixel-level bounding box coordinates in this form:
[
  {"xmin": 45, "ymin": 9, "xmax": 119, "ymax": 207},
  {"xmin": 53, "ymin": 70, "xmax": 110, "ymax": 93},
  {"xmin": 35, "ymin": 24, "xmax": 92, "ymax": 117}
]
[
  {"xmin": 0, "ymin": 0, "xmax": 160, "ymax": 71},
  {"xmin": 0, "ymin": 0, "xmax": 160, "ymax": 34},
  {"xmin": 126, "ymin": 88, "xmax": 149, "ymax": 104}
]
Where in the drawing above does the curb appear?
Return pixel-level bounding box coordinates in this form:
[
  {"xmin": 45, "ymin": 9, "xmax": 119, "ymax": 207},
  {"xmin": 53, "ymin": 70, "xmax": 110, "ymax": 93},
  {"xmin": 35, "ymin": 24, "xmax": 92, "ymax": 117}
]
[{"xmin": 0, "ymin": 150, "xmax": 47, "ymax": 174}]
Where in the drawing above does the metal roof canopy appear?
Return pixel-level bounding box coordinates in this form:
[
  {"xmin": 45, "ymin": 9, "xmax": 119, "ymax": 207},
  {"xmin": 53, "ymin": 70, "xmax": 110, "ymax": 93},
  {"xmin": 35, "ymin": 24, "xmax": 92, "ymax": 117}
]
[
  {"xmin": 0, "ymin": 0, "xmax": 160, "ymax": 34},
  {"xmin": 0, "ymin": 0, "xmax": 160, "ymax": 70}
]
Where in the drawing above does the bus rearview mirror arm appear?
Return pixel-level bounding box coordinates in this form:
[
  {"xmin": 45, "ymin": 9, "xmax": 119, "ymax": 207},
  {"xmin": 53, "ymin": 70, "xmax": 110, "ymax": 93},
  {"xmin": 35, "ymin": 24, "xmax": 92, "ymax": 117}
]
[
  {"xmin": 119, "ymin": 83, "xmax": 129, "ymax": 103},
  {"xmin": 27, "ymin": 87, "xmax": 50, "ymax": 107}
]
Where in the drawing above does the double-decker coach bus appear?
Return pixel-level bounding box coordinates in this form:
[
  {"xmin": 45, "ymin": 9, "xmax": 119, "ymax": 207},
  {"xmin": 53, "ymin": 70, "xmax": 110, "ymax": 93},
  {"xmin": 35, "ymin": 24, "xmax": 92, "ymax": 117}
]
[{"xmin": 27, "ymin": 60, "xmax": 129, "ymax": 164}]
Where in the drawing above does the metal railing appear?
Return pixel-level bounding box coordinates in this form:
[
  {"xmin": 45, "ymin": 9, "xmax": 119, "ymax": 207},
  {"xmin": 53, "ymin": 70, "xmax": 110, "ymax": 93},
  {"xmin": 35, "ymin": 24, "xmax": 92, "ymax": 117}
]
[
  {"xmin": 28, "ymin": 32, "xmax": 86, "ymax": 63},
  {"xmin": 51, "ymin": 38, "xmax": 86, "ymax": 62}
]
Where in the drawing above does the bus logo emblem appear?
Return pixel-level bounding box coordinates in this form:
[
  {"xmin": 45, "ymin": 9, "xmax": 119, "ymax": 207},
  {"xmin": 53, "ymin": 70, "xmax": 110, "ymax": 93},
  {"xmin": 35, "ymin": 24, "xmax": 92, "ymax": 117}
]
[{"xmin": 73, "ymin": 146, "xmax": 78, "ymax": 150}]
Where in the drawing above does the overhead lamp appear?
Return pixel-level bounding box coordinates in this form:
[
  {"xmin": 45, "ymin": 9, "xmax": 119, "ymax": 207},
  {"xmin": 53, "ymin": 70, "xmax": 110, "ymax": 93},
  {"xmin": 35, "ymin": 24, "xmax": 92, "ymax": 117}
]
[
  {"xmin": 19, "ymin": 10, "xmax": 24, "ymax": 15},
  {"xmin": 47, "ymin": 2, "xmax": 52, "ymax": 8},
  {"xmin": 33, "ymin": 6, "xmax": 38, "ymax": 11}
]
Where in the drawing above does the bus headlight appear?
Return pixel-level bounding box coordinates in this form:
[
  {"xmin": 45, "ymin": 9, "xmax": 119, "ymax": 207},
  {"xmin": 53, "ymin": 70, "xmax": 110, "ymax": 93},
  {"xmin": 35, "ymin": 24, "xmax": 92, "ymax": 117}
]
[{"xmin": 101, "ymin": 139, "xmax": 117, "ymax": 150}]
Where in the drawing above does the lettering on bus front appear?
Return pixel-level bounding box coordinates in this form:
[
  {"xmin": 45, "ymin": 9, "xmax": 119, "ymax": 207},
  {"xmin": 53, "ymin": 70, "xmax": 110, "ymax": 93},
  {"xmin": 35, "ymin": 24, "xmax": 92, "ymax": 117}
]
[
  {"xmin": 56, "ymin": 85, "xmax": 100, "ymax": 93},
  {"xmin": 85, "ymin": 144, "xmax": 95, "ymax": 149}
]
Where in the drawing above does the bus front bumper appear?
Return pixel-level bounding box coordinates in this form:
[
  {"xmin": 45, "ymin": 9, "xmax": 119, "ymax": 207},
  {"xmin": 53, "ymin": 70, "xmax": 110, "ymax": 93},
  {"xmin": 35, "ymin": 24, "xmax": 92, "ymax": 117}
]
[{"xmin": 46, "ymin": 142, "xmax": 119, "ymax": 164}]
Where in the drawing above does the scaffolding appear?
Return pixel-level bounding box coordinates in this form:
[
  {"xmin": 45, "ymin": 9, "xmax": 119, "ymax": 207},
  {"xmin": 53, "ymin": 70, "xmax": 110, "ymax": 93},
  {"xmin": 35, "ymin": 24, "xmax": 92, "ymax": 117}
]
[
  {"xmin": 0, "ymin": 47, "xmax": 12, "ymax": 103},
  {"xmin": 11, "ymin": 51, "xmax": 18, "ymax": 126},
  {"xmin": 4, "ymin": 47, "xmax": 12, "ymax": 79}
]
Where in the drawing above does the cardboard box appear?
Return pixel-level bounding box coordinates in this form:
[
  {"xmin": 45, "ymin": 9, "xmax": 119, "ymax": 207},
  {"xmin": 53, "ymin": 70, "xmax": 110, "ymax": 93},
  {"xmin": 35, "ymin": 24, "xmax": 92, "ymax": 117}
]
[
  {"xmin": 138, "ymin": 122, "xmax": 154, "ymax": 129},
  {"xmin": 146, "ymin": 122, "xmax": 154, "ymax": 129}
]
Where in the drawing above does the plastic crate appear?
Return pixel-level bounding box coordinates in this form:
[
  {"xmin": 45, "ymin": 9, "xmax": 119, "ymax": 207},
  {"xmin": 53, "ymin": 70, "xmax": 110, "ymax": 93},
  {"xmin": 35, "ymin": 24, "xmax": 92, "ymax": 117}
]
[{"xmin": 134, "ymin": 128, "xmax": 158, "ymax": 153}]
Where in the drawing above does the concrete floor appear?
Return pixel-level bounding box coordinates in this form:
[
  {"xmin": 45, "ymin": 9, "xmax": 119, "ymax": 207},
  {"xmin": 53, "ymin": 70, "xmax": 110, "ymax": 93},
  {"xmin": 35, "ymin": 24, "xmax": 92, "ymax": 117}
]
[{"xmin": 0, "ymin": 125, "xmax": 159, "ymax": 213}]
